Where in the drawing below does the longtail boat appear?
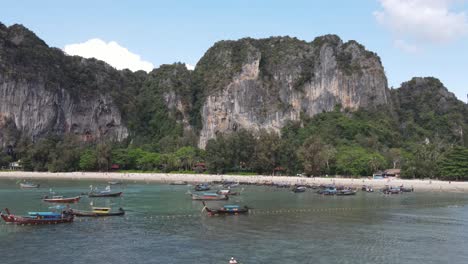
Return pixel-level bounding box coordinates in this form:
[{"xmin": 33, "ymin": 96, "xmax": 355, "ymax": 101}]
[
  {"xmin": 0, "ymin": 208, "xmax": 74, "ymax": 225},
  {"xmin": 202, "ymin": 202, "xmax": 249, "ymax": 216},
  {"xmin": 88, "ymin": 191, "xmax": 123, "ymax": 198},
  {"xmin": 88, "ymin": 185, "xmax": 122, "ymax": 197},
  {"xmin": 71, "ymin": 207, "xmax": 125, "ymax": 217},
  {"xmin": 43, "ymin": 195, "xmax": 81, "ymax": 203},
  {"xmin": 191, "ymin": 192, "xmax": 228, "ymax": 201},
  {"xmin": 19, "ymin": 182, "xmax": 40, "ymax": 189}
]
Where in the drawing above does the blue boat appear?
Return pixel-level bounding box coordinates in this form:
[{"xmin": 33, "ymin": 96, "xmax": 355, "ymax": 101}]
[
  {"xmin": 194, "ymin": 183, "xmax": 211, "ymax": 191},
  {"xmin": 318, "ymin": 187, "xmax": 337, "ymax": 195}
]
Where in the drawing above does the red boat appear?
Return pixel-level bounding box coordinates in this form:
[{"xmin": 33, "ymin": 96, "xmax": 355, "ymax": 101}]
[
  {"xmin": 0, "ymin": 208, "xmax": 74, "ymax": 225},
  {"xmin": 42, "ymin": 195, "xmax": 81, "ymax": 203}
]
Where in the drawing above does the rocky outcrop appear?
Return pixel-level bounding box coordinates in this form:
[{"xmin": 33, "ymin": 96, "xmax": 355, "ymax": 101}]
[
  {"xmin": 0, "ymin": 23, "xmax": 129, "ymax": 147},
  {"xmin": 196, "ymin": 36, "xmax": 389, "ymax": 148},
  {"xmin": 0, "ymin": 77, "xmax": 128, "ymax": 147},
  {"xmin": 0, "ymin": 23, "xmax": 395, "ymax": 149}
]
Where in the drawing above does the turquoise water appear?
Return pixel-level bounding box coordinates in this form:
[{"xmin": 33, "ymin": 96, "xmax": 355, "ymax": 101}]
[{"xmin": 1, "ymin": 179, "xmax": 468, "ymax": 264}]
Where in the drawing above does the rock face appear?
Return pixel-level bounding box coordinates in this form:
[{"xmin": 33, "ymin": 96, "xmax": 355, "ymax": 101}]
[
  {"xmin": 0, "ymin": 77, "xmax": 128, "ymax": 146},
  {"xmin": 195, "ymin": 36, "xmax": 389, "ymax": 148},
  {"xmin": 0, "ymin": 23, "xmax": 128, "ymax": 147},
  {"xmin": 0, "ymin": 23, "xmax": 393, "ymax": 149}
]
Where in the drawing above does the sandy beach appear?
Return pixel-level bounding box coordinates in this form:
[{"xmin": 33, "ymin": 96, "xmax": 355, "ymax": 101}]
[{"xmin": 0, "ymin": 171, "xmax": 467, "ymax": 192}]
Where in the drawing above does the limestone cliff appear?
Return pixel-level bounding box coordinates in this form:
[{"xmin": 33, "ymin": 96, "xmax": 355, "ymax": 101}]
[
  {"xmin": 0, "ymin": 23, "xmax": 129, "ymax": 146},
  {"xmin": 195, "ymin": 36, "xmax": 389, "ymax": 148},
  {"xmin": 0, "ymin": 23, "xmax": 394, "ymax": 149}
]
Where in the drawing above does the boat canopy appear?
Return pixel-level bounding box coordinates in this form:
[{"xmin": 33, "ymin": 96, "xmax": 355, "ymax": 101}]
[
  {"xmin": 28, "ymin": 212, "xmax": 61, "ymax": 217},
  {"xmin": 223, "ymin": 205, "xmax": 240, "ymax": 209},
  {"xmin": 92, "ymin": 207, "xmax": 111, "ymax": 213},
  {"xmin": 202, "ymin": 193, "xmax": 219, "ymax": 196}
]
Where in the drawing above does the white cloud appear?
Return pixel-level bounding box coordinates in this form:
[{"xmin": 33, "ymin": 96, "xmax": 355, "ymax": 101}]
[
  {"xmin": 185, "ymin": 63, "xmax": 195, "ymax": 71},
  {"xmin": 374, "ymin": 0, "xmax": 468, "ymax": 50},
  {"xmin": 64, "ymin": 38, "xmax": 154, "ymax": 72}
]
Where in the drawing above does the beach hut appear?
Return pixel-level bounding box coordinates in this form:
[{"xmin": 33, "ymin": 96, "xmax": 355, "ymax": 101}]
[{"xmin": 384, "ymin": 169, "xmax": 401, "ymax": 178}]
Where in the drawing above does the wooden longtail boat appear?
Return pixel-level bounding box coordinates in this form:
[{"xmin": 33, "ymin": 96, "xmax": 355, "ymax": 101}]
[
  {"xmin": 71, "ymin": 207, "xmax": 125, "ymax": 217},
  {"xmin": 191, "ymin": 192, "xmax": 228, "ymax": 201},
  {"xmin": 19, "ymin": 183, "xmax": 40, "ymax": 189},
  {"xmin": 43, "ymin": 195, "xmax": 81, "ymax": 203},
  {"xmin": 0, "ymin": 208, "xmax": 74, "ymax": 225},
  {"xmin": 88, "ymin": 191, "xmax": 123, "ymax": 198},
  {"xmin": 202, "ymin": 202, "xmax": 249, "ymax": 216}
]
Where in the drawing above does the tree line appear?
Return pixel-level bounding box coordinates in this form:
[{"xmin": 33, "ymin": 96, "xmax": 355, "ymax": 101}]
[{"xmin": 1, "ymin": 106, "xmax": 466, "ymax": 180}]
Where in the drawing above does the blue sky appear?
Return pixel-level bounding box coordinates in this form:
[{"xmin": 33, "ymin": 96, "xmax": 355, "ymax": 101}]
[{"xmin": 1, "ymin": 0, "xmax": 467, "ymax": 101}]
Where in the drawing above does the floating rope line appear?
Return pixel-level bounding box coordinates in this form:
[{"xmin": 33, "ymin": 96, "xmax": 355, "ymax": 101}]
[
  {"xmin": 10, "ymin": 200, "xmax": 467, "ymax": 225},
  {"xmin": 51, "ymin": 200, "xmax": 466, "ymax": 223}
]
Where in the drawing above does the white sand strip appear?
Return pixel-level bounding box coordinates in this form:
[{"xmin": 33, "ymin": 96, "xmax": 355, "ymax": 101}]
[{"xmin": 0, "ymin": 171, "xmax": 467, "ymax": 192}]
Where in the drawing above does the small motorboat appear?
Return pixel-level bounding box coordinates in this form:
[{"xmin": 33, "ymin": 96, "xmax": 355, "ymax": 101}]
[
  {"xmin": 108, "ymin": 181, "xmax": 123, "ymax": 185},
  {"xmin": 43, "ymin": 195, "xmax": 81, "ymax": 203},
  {"xmin": 336, "ymin": 189, "xmax": 357, "ymax": 196},
  {"xmin": 191, "ymin": 192, "xmax": 228, "ymax": 201},
  {"xmin": 170, "ymin": 181, "xmax": 188, "ymax": 185},
  {"xmin": 292, "ymin": 186, "xmax": 307, "ymax": 193},
  {"xmin": 202, "ymin": 202, "xmax": 249, "ymax": 216},
  {"xmin": 88, "ymin": 185, "xmax": 123, "ymax": 198},
  {"xmin": 0, "ymin": 208, "xmax": 74, "ymax": 225},
  {"xmin": 19, "ymin": 182, "xmax": 40, "ymax": 189},
  {"xmin": 216, "ymin": 189, "xmax": 240, "ymax": 196},
  {"xmin": 194, "ymin": 183, "xmax": 211, "ymax": 191},
  {"xmin": 400, "ymin": 186, "xmax": 414, "ymax": 192},
  {"xmin": 382, "ymin": 186, "xmax": 401, "ymax": 194},
  {"xmin": 318, "ymin": 187, "xmax": 337, "ymax": 195},
  {"xmin": 222, "ymin": 181, "xmax": 240, "ymax": 188},
  {"xmin": 71, "ymin": 207, "xmax": 125, "ymax": 217}
]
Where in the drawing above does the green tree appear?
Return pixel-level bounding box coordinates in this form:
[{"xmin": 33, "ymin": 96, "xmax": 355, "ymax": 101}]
[
  {"xmin": 297, "ymin": 137, "xmax": 328, "ymax": 176},
  {"xmin": 252, "ymin": 130, "xmax": 281, "ymax": 175},
  {"xmin": 96, "ymin": 142, "xmax": 112, "ymax": 171},
  {"xmin": 79, "ymin": 149, "xmax": 97, "ymax": 171},
  {"xmin": 438, "ymin": 147, "xmax": 468, "ymax": 180}
]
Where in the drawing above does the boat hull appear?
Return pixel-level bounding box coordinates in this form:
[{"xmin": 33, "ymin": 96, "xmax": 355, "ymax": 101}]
[
  {"xmin": 72, "ymin": 210, "xmax": 125, "ymax": 217},
  {"xmin": 20, "ymin": 183, "xmax": 39, "ymax": 189},
  {"xmin": 192, "ymin": 195, "xmax": 228, "ymax": 201},
  {"xmin": 88, "ymin": 192, "xmax": 123, "ymax": 198},
  {"xmin": 1, "ymin": 211, "xmax": 73, "ymax": 225},
  {"xmin": 43, "ymin": 196, "xmax": 81, "ymax": 203}
]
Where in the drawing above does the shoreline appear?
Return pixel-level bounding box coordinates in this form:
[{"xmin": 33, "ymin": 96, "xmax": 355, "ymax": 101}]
[{"xmin": 0, "ymin": 171, "xmax": 467, "ymax": 192}]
